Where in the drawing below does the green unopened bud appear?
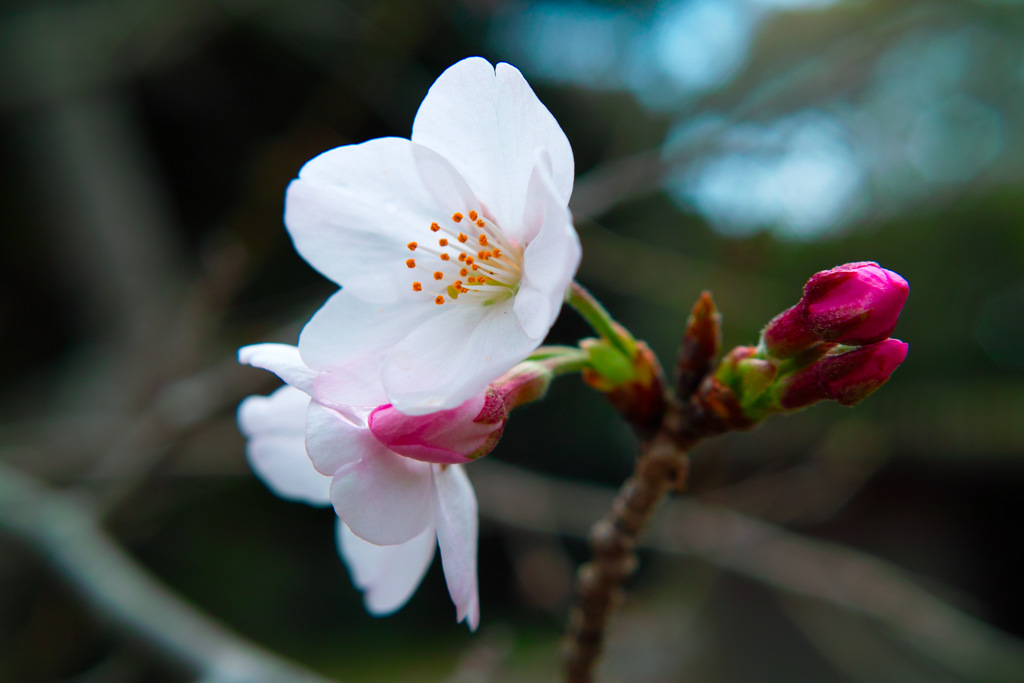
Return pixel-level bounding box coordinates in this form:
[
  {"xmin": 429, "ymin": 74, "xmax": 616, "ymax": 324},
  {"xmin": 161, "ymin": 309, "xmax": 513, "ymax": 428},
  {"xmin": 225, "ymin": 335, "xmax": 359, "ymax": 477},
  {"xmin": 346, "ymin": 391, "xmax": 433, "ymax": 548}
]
[
  {"xmin": 712, "ymin": 346, "xmax": 756, "ymax": 387},
  {"xmin": 582, "ymin": 338, "xmax": 667, "ymax": 437},
  {"xmin": 708, "ymin": 347, "xmax": 781, "ymax": 422},
  {"xmin": 734, "ymin": 358, "xmax": 778, "ymax": 410},
  {"xmin": 581, "ymin": 338, "xmax": 636, "ymax": 389}
]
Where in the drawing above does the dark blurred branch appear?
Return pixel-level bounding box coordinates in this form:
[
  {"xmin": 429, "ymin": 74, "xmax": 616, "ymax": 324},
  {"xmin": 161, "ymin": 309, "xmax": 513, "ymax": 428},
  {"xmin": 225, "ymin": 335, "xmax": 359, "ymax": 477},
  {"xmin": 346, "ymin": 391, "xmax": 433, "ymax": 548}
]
[
  {"xmin": 781, "ymin": 597, "xmax": 962, "ymax": 683},
  {"xmin": 17, "ymin": 90, "xmax": 183, "ymax": 350},
  {"xmin": 0, "ymin": 460, "xmax": 341, "ymax": 683},
  {"xmin": 0, "ymin": 0, "xmax": 284, "ymax": 110},
  {"xmin": 473, "ymin": 460, "xmax": 1024, "ymax": 683}
]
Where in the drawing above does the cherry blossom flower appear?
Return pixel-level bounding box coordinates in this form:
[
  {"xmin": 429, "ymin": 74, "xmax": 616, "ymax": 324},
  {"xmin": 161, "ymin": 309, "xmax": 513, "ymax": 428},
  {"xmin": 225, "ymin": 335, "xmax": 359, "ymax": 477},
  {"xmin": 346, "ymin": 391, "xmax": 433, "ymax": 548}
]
[
  {"xmin": 284, "ymin": 56, "xmax": 580, "ymax": 415},
  {"xmin": 238, "ymin": 343, "xmax": 499, "ymax": 629}
]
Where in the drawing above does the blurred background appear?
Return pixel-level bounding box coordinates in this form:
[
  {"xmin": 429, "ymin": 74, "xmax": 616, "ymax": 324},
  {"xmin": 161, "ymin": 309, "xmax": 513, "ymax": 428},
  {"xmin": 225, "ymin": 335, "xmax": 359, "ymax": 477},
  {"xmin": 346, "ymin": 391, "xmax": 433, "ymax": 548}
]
[{"xmin": 2, "ymin": 0, "xmax": 1023, "ymax": 681}]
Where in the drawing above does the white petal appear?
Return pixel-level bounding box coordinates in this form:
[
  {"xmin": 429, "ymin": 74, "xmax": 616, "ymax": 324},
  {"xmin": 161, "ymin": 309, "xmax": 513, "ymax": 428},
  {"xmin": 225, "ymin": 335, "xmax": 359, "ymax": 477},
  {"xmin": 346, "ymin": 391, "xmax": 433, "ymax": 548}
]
[
  {"xmin": 381, "ymin": 300, "xmax": 536, "ymax": 415},
  {"xmin": 336, "ymin": 519, "xmax": 436, "ymax": 616},
  {"xmin": 514, "ymin": 158, "xmax": 582, "ymax": 340},
  {"xmin": 411, "ymin": 143, "xmax": 480, "ymax": 220},
  {"xmin": 287, "ymin": 178, "xmax": 411, "ymax": 302},
  {"xmin": 412, "ymin": 58, "xmax": 574, "ymax": 240},
  {"xmin": 238, "ymin": 387, "xmax": 331, "ymax": 506},
  {"xmin": 432, "ymin": 465, "xmax": 480, "ymax": 631},
  {"xmin": 286, "ymin": 137, "xmax": 465, "ymax": 292},
  {"xmin": 298, "ymin": 289, "xmax": 434, "ymax": 407},
  {"xmin": 238, "ymin": 343, "xmax": 316, "ymax": 395},
  {"xmin": 304, "ymin": 400, "xmax": 377, "ymax": 476},
  {"xmin": 330, "ymin": 447, "xmax": 434, "ymax": 545},
  {"xmin": 237, "ymin": 384, "xmax": 309, "ymax": 439}
]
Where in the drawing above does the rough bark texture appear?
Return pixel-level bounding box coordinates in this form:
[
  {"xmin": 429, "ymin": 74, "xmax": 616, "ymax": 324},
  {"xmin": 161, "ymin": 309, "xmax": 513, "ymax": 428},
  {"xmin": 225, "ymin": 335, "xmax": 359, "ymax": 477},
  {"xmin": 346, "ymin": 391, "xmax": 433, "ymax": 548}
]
[{"xmin": 563, "ymin": 292, "xmax": 740, "ymax": 683}]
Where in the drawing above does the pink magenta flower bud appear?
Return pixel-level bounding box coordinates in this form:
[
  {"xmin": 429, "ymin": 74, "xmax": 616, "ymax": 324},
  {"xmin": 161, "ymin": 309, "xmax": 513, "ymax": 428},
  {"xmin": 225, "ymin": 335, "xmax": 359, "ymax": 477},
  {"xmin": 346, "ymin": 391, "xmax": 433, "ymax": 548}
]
[
  {"xmin": 368, "ymin": 362, "xmax": 553, "ymax": 465},
  {"xmin": 803, "ymin": 262, "xmax": 909, "ymax": 344},
  {"xmin": 763, "ymin": 262, "xmax": 909, "ymax": 358},
  {"xmin": 369, "ymin": 390, "xmax": 506, "ymax": 465},
  {"xmin": 779, "ymin": 338, "xmax": 909, "ymax": 410}
]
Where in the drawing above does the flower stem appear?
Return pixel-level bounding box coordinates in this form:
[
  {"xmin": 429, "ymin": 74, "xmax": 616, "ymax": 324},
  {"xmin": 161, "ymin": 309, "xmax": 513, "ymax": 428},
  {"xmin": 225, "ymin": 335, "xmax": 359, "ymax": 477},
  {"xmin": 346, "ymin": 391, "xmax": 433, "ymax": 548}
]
[
  {"xmin": 528, "ymin": 346, "xmax": 589, "ymax": 376},
  {"xmin": 532, "ymin": 348, "xmax": 589, "ymax": 374},
  {"xmin": 566, "ymin": 282, "xmax": 636, "ymax": 357}
]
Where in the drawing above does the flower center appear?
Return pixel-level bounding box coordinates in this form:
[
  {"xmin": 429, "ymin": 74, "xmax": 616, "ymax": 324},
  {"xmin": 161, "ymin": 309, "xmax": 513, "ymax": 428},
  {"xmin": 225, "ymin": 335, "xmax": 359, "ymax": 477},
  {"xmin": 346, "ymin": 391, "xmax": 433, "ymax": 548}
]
[{"xmin": 404, "ymin": 209, "xmax": 522, "ymax": 306}]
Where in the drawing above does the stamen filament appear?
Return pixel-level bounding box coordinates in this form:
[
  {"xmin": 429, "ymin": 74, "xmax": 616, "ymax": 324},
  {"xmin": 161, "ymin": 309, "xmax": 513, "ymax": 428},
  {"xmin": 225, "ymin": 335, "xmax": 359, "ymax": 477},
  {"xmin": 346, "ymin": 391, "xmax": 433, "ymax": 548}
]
[{"xmin": 404, "ymin": 209, "xmax": 524, "ymax": 306}]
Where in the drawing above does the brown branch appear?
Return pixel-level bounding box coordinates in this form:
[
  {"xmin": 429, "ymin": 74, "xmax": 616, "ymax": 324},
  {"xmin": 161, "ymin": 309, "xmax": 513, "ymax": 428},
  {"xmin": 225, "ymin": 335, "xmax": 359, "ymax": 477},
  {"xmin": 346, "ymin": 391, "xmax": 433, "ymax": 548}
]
[
  {"xmin": 0, "ymin": 460, "xmax": 341, "ymax": 683},
  {"xmin": 561, "ymin": 421, "xmax": 693, "ymax": 682},
  {"xmin": 562, "ymin": 292, "xmax": 734, "ymax": 682}
]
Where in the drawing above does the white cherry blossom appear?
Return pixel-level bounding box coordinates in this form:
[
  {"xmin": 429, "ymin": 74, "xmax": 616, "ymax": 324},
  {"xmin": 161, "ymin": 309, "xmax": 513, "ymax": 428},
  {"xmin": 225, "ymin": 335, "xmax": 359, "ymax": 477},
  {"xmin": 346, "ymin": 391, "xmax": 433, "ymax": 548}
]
[
  {"xmin": 238, "ymin": 345, "xmax": 480, "ymax": 628},
  {"xmin": 285, "ymin": 57, "xmax": 579, "ymax": 415}
]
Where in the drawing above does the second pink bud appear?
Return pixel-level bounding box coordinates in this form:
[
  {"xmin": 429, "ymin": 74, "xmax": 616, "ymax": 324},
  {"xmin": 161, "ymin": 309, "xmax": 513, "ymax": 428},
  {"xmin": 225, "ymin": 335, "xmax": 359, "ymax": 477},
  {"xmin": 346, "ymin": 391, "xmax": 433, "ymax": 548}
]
[
  {"xmin": 368, "ymin": 390, "xmax": 507, "ymax": 465},
  {"xmin": 368, "ymin": 361, "xmax": 554, "ymax": 465}
]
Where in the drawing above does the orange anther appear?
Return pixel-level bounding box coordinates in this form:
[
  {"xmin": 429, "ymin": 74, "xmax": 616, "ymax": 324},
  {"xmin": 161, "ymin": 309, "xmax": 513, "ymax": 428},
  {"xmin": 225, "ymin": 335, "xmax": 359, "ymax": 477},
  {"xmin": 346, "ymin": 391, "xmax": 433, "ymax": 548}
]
[
  {"xmin": 468, "ymin": 210, "xmax": 478, "ymax": 221},
  {"xmin": 476, "ymin": 220, "xmax": 485, "ymax": 228},
  {"xmin": 430, "ymin": 222, "xmax": 441, "ymax": 232},
  {"xmin": 453, "ymin": 280, "xmax": 463, "ymax": 288},
  {"xmin": 452, "ymin": 212, "xmax": 463, "ymax": 223},
  {"xmin": 492, "ymin": 248, "xmax": 501, "ymax": 258},
  {"xmin": 478, "ymin": 235, "xmax": 488, "ymax": 246},
  {"xmin": 472, "ymin": 265, "xmax": 479, "ymax": 271},
  {"xmin": 458, "ymin": 233, "xmax": 468, "ymax": 243},
  {"xmin": 407, "ymin": 242, "xmax": 418, "ymax": 251},
  {"xmin": 435, "ymin": 295, "xmax": 445, "ymax": 305},
  {"xmin": 439, "ymin": 238, "xmax": 448, "ymax": 246},
  {"xmin": 465, "ymin": 256, "xmax": 474, "ymax": 265},
  {"xmin": 433, "ymin": 271, "xmax": 444, "ymax": 280},
  {"xmin": 412, "ymin": 282, "xmax": 423, "ymax": 292},
  {"xmin": 460, "ymin": 268, "xmax": 469, "ymax": 276},
  {"xmin": 440, "ymin": 253, "xmax": 450, "ymax": 261},
  {"xmin": 458, "ymin": 253, "xmax": 467, "ymax": 262},
  {"xmin": 467, "ymin": 277, "xmax": 476, "ymax": 284},
  {"xmin": 478, "ymin": 250, "xmax": 488, "ymax": 259},
  {"xmin": 406, "ymin": 259, "xmax": 416, "ymax": 268}
]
